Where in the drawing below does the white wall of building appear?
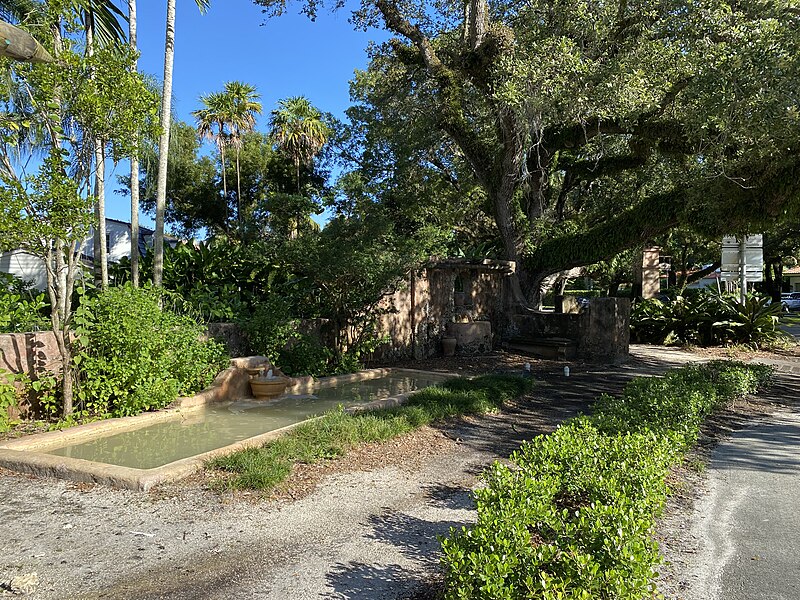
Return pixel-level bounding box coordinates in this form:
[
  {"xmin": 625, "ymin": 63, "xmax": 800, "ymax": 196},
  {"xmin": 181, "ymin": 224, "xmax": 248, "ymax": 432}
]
[
  {"xmin": 83, "ymin": 220, "xmax": 138, "ymax": 263},
  {"xmin": 0, "ymin": 220, "xmax": 151, "ymax": 291},
  {"xmin": 0, "ymin": 250, "xmax": 48, "ymax": 290}
]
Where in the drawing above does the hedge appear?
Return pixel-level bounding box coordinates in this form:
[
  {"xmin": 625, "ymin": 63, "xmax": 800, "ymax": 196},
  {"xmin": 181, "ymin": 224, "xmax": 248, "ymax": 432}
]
[{"xmin": 441, "ymin": 361, "xmax": 772, "ymax": 599}]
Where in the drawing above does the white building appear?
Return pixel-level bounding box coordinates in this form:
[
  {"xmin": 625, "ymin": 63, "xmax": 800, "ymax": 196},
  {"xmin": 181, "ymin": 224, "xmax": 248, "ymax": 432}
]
[{"xmin": 0, "ymin": 219, "xmax": 155, "ymax": 290}]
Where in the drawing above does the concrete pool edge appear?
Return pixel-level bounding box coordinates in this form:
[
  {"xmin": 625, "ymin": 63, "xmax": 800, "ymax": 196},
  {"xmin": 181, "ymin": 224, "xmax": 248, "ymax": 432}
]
[
  {"xmin": 0, "ymin": 368, "xmax": 459, "ymax": 491},
  {"xmin": 0, "ymin": 418, "xmax": 320, "ymax": 491}
]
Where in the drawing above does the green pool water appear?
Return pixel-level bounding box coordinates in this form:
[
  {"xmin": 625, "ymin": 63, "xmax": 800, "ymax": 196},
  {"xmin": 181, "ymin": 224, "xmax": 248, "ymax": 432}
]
[{"xmin": 46, "ymin": 373, "xmax": 449, "ymax": 469}]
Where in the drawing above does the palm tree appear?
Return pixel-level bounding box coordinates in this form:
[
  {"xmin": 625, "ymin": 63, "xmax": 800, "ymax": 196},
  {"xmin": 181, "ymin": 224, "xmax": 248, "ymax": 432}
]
[
  {"xmin": 269, "ymin": 96, "xmax": 328, "ymax": 237},
  {"xmin": 192, "ymin": 90, "xmax": 230, "ymax": 223},
  {"xmin": 222, "ymin": 81, "xmax": 261, "ymax": 225},
  {"xmin": 83, "ymin": 10, "xmax": 114, "ymax": 290},
  {"xmin": 153, "ymin": 0, "xmax": 210, "ymax": 288},
  {"xmin": 269, "ymin": 96, "xmax": 329, "ymax": 195}
]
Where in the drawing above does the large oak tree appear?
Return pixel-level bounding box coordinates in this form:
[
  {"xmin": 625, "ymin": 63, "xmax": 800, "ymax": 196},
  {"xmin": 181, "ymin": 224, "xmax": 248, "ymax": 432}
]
[{"xmin": 257, "ymin": 0, "xmax": 800, "ymax": 306}]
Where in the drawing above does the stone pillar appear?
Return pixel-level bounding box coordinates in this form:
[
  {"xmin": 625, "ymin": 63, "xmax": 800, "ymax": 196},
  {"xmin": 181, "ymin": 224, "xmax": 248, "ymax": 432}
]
[
  {"xmin": 555, "ymin": 295, "xmax": 581, "ymax": 314},
  {"xmin": 641, "ymin": 246, "xmax": 661, "ymax": 299},
  {"xmin": 579, "ymin": 298, "xmax": 630, "ymax": 363}
]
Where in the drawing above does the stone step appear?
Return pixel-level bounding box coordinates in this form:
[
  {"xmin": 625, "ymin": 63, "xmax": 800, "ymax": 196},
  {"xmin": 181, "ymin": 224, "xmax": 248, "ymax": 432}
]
[{"xmin": 503, "ymin": 337, "xmax": 577, "ymax": 360}]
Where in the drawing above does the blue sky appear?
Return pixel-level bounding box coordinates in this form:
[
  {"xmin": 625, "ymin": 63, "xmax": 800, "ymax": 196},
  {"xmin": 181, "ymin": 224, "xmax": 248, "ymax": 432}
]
[{"xmin": 106, "ymin": 0, "xmax": 386, "ymax": 228}]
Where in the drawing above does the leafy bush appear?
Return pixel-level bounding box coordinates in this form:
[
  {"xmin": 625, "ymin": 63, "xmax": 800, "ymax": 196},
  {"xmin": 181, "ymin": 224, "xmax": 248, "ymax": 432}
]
[
  {"xmin": 239, "ymin": 297, "xmax": 330, "ymax": 376},
  {"xmin": 631, "ymin": 291, "xmax": 786, "ymax": 347},
  {"xmin": 0, "ymin": 369, "xmax": 25, "ymax": 432},
  {"xmin": 441, "ymin": 362, "xmax": 772, "ymax": 599},
  {"xmin": 0, "ymin": 273, "xmax": 49, "ymax": 333},
  {"xmin": 73, "ymin": 285, "xmax": 229, "ymax": 418},
  {"xmin": 110, "ymin": 239, "xmax": 283, "ymax": 322}
]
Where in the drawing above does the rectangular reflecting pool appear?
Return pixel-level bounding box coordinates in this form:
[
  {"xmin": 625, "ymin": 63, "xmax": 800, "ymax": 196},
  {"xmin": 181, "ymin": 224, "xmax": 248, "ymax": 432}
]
[{"xmin": 44, "ymin": 372, "xmax": 450, "ymax": 470}]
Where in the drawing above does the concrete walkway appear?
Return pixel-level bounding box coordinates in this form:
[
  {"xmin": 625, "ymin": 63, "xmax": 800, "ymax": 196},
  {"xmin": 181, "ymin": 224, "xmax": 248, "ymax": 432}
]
[{"xmin": 681, "ymin": 366, "xmax": 800, "ymax": 600}]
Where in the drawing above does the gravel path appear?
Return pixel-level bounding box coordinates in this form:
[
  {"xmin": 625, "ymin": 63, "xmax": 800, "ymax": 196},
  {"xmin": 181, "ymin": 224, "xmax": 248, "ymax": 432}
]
[{"xmin": 0, "ymin": 346, "xmax": 702, "ymax": 599}]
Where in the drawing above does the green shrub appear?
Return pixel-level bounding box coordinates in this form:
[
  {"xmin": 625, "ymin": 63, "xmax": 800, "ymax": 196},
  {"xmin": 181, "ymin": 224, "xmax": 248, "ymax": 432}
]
[
  {"xmin": 441, "ymin": 361, "xmax": 772, "ymax": 599},
  {"xmin": 240, "ymin": 297, "xmax": 337, "ymax": 377},
  {"xmin": 110, "ymin": 239, "xmax": 282, "ymax": 322},
  {"xmin": 631, "ymin": 292, "xmax": 787, "ymax": 348},
  {"xmin": 0, "ymin": 369, "xmax": 25, "ymax": 432},
  {"xmin": 0, "ymin": 273, "xmax": 49, "ymax": 333},
  {"xmin": 73, "ymin": 285, "xmax": 229, "ymax": 418}
]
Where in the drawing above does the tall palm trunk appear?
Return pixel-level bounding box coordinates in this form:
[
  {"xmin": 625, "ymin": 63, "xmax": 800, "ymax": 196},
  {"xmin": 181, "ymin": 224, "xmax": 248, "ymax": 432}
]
[
  {"xmin": 220, "ymin": 141, "xmax": 228, "ymax": 224},
  {"xmin": 154, "ymin": 0, "xmax": 176, "ymax": 288},
  {"xmin": 292, "ymin": 156, "xmax": 300, "ymax": 238},
  {"xmin": 86, "ymin": 14, "xmax": 108, "ymax": 289},
  {"xmin": 129, "ymin": 0, "xmax": 140, "ymax": 287},
  {"xmin": 94, "ymin": 140, "xmax": 107, "ymax": 288},
  {"xmin": 235, "ymin": 147, "xmax": 241, "ymax": 224}
]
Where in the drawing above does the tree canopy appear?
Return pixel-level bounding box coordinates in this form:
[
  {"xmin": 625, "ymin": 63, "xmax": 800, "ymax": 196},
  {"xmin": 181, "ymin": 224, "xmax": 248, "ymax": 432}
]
[{"xmin": 256, "ymin": 0, "xmax": 800, "ymax": 304}]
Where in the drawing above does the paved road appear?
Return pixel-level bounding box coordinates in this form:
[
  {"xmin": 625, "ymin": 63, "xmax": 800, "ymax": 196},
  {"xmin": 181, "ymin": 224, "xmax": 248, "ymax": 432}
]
[{"xmin": 690, "ymin": 370, "xmax": 800, "ymax": 600}]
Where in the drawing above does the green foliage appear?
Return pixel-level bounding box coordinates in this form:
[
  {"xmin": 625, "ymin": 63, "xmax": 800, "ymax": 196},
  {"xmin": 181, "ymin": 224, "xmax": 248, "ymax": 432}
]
[
  {"xmin": 270, "ymin": 0, "xmax": 800, "ymax": 303},
  {"xmin": 239, "ymin": 296, "xmax": 330, "ymax": 376},
  {"xmin": 279, "ymin": 335, "xmax": 332, "ymax": 377},
  {"xmin": 0, "ymin": 369, "xmax": 23, "ymax": 432},
  {"xmin": 210, "ymin": 375, "xmax": 533, "ymax": 492},
  {"xmin": 440, "ymin": 362, "xmax": 772, "ymax": 599},
  {"xmin": 73, "ymin": 285, "xmax": 228, "ymax": 418},
  {"xmin": 631, "ymin": 292, "xmax": 787, "ymax": 348},
  {"xmin": 0, "ymin": 273, "xmax": 49, "ymax": 333},
  {"xmin": 111, "ymin": 238, "xmax": 282, "ymax": 322},
  {"xmin": 132, "ymin": 120, "xmax": 222, "ymax": 237},
  {"xmin": 28, "ymin": 373, "xmax": 59, "ymax": 421}
]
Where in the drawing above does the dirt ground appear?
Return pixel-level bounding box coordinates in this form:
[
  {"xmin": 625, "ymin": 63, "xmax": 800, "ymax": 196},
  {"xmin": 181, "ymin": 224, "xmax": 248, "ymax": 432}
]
[{"xmin": 0, "ymin": 345, "xmax": 792, "ymax": 599}]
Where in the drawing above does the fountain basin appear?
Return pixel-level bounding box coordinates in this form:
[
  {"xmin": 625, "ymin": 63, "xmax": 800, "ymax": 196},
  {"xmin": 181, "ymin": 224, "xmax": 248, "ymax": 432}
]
[
  {"xmin": 0, "ymin": 368, "xmax": 454, "ymax": 491},
  {"xmin": 249, "ymin": 376, "xmax": 289, "ymax": 399}
]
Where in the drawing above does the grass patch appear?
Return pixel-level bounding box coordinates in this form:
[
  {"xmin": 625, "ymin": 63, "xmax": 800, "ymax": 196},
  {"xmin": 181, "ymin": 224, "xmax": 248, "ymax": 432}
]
[{"xmin": 208, "ymin": 375, "xmax": 533, "ymax": 492}]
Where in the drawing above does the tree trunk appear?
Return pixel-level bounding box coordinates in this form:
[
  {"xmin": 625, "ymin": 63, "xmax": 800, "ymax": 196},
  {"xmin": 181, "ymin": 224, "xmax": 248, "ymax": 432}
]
[
  {"xmin": 220, "ymin": 141, "xmax": 228, "ymax": 223},
  {"xmin": 764, "ymin": 258, "xmax": 783, "ymax": 302},
  {"xmin": 463, "ymin": 0, "xmax": 488, "ymax": 50},
  {"xmin": 45, "ymin": 240, "xmax": 78, "ymax": 417},
  {"xmin": 94, "ymin": 138, "xmax": 108, "ymax": 289},
  {"xmin": 489, "ymin": 184, "xmax": 536, "ymax": 307},
  {"xmin": 44, "ymin": 19, "xmax": 77, "ymax": 417},
  {"xmin": 86, "ymin": 18, "xmax": 107, "ymax": 289},
  {"xmin": 154, "ymin": 0, "xmax": 176, "ymax": 288},
  {"xmin": 129, "ymin": 0, "xmax": 140, "ymax": 287},
  {"xmin": 236, "ymin": 147, "xmax": 241, "ymax": 225}
]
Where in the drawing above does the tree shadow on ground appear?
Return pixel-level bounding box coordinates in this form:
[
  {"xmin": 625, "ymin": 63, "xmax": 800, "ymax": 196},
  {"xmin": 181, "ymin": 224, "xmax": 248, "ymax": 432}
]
[
  {"xmin": 323, "ymin": 562, "xmax": 429, "ymax": 600},
  {"xmin": 325, "ymin": 512, "xmax": 467, "ymax": 599},
  {"xmin": 421, "ymin": 483, "xmax": 475, "ymax": 512}
]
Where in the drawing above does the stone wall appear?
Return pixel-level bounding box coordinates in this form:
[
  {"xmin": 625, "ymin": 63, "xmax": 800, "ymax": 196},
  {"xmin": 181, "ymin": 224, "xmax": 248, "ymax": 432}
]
[
  {"xmin": 0, "ymin": 331, "xmax": 63, "ymax": 378},
  {"xmin": 505, "ymin": 311, "xmax": 584, "ymax": 341},
  {"xmin": 372, "ymin": 261, "xmax": 512, "ymax": 360},
  {"xmin": 579, "ymin": 298, "xmax": 631, "ymax": 363},
  {"xmin": 0, "ymin": 331, "xmax": 63, "ymax": 417},
  {"xmin": 205, "ymin": 323, "xmax": 248, "ymax": 357},
  {"xmin": 503, "ymin": 297, "xmax": 631, "ymax": 364}
]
